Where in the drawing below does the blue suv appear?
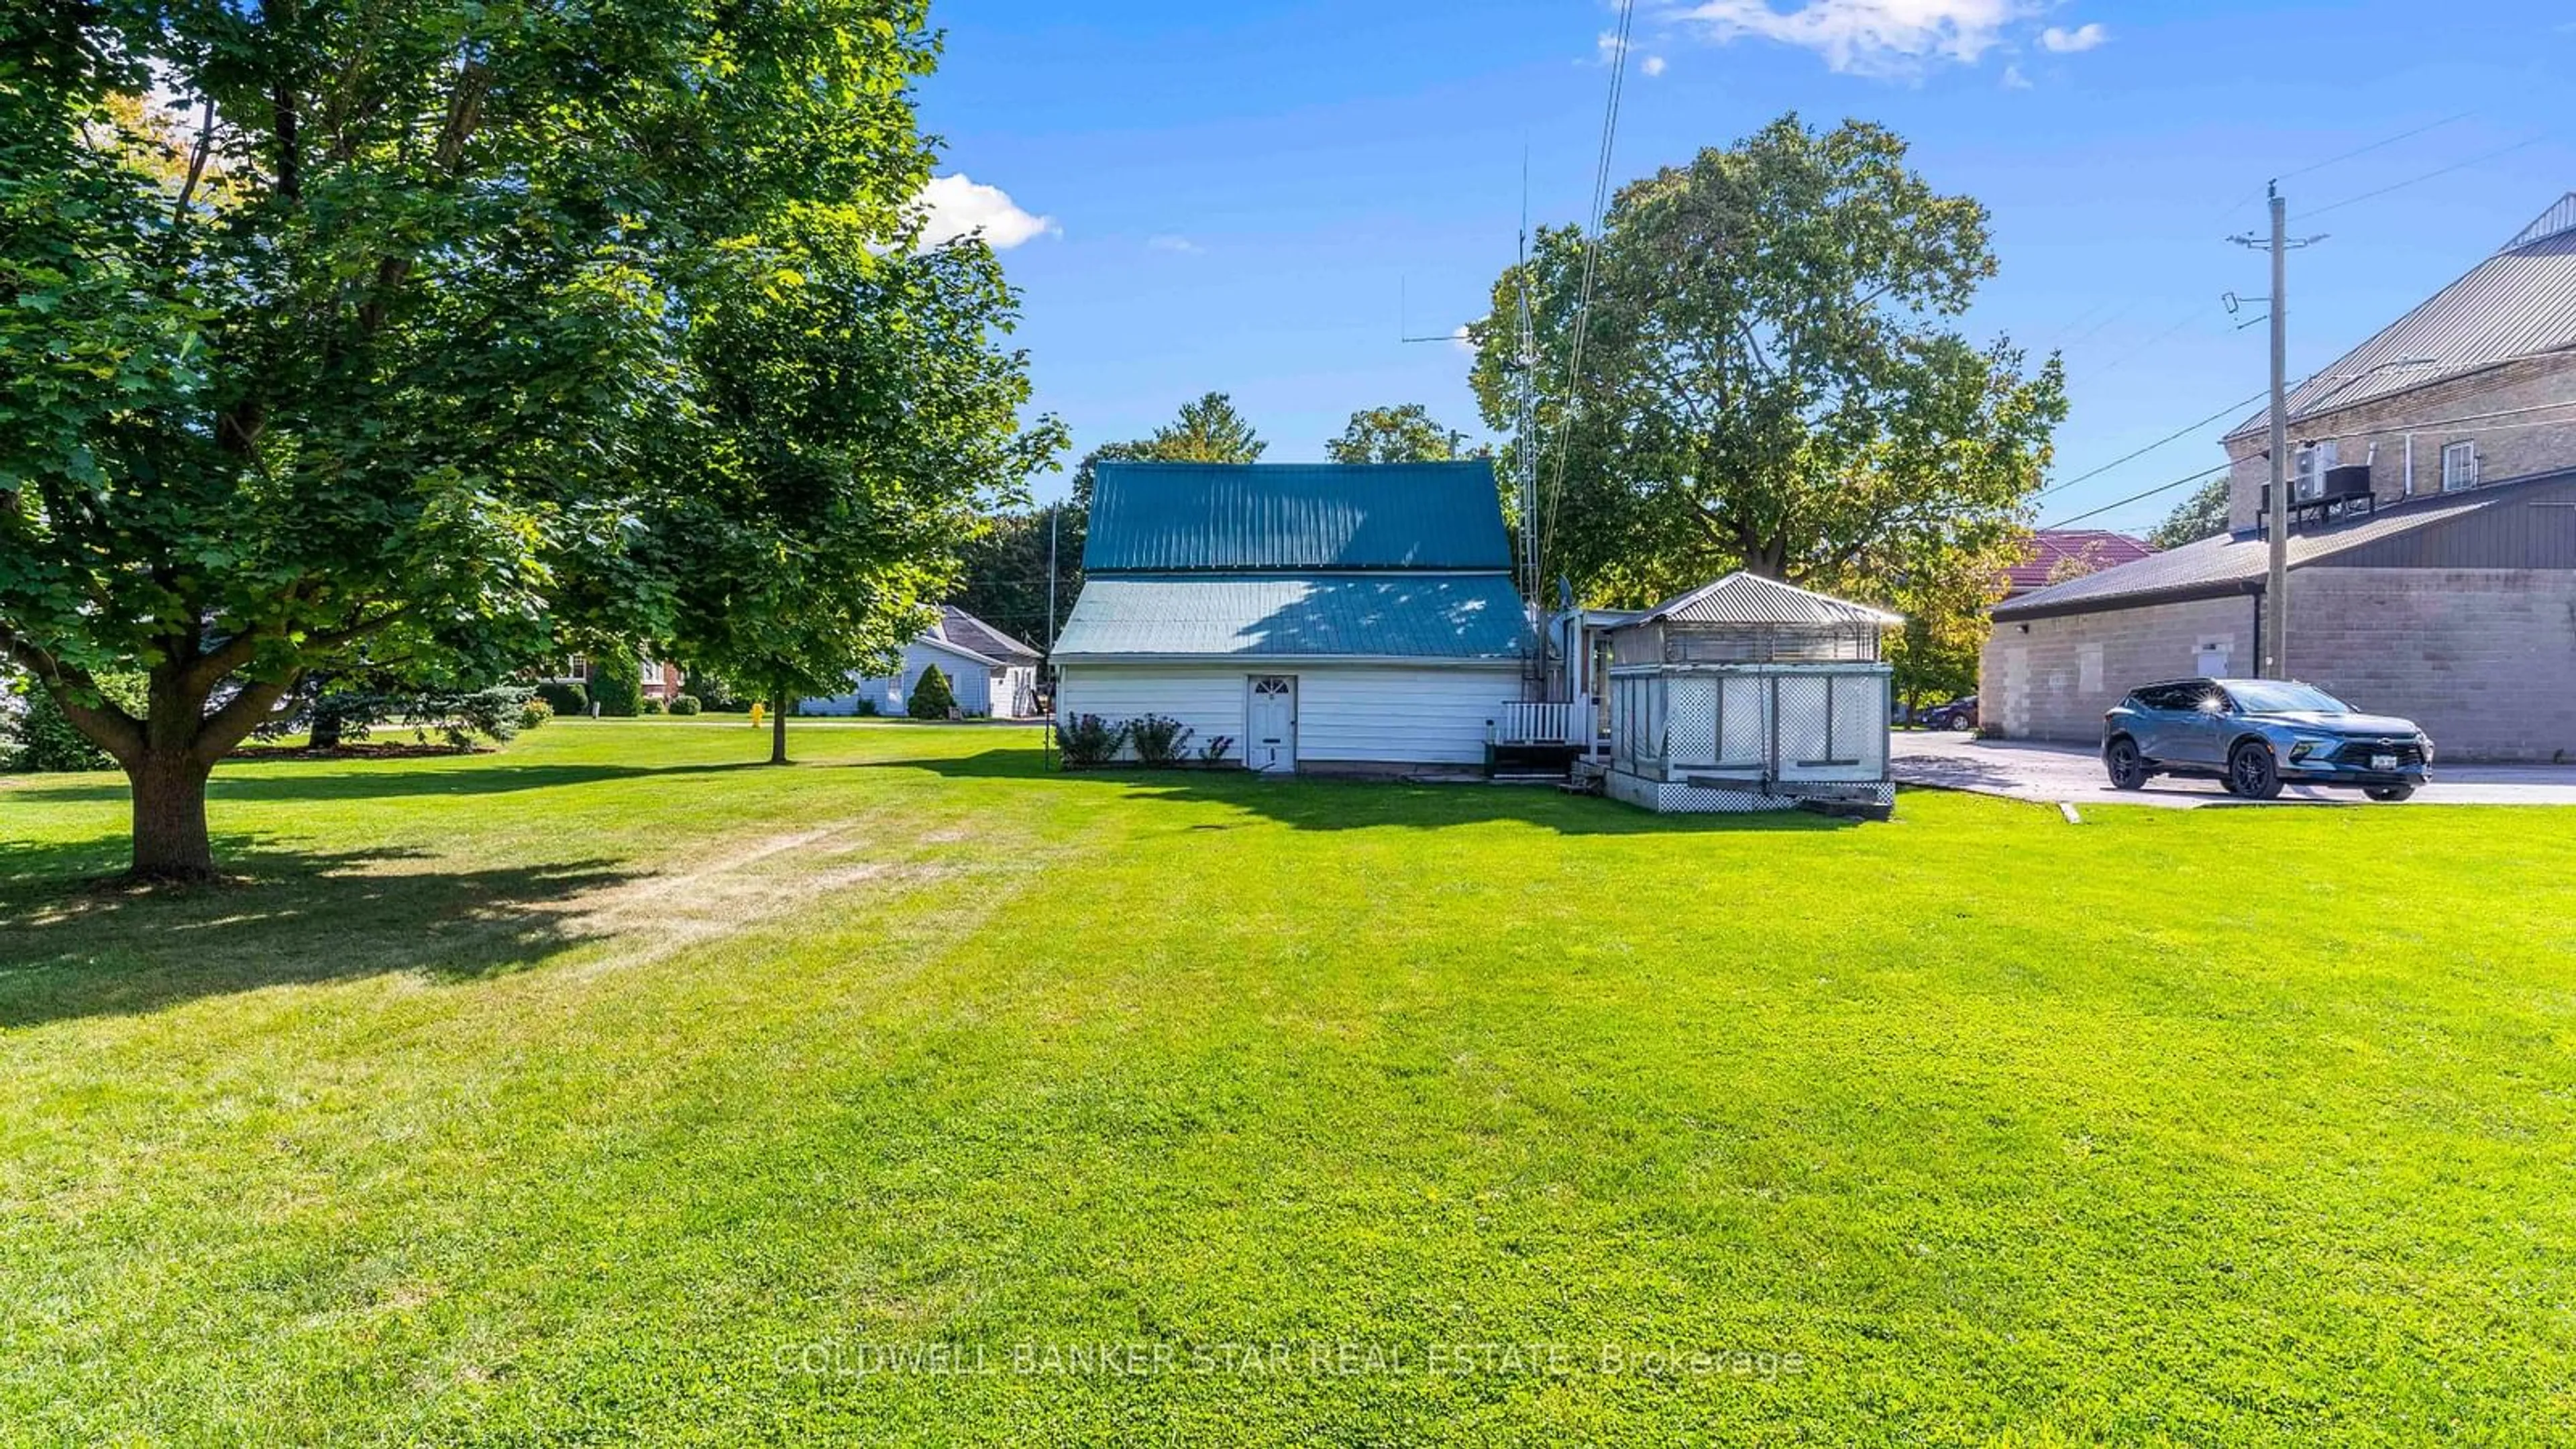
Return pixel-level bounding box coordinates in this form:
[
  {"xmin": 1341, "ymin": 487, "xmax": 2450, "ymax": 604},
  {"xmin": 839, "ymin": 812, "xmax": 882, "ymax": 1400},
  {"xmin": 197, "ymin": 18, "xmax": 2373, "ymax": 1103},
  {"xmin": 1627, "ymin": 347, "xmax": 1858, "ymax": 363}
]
[{"xmin": 2102, "ymin": 678, "xmax": 2434, "ymax": 802}]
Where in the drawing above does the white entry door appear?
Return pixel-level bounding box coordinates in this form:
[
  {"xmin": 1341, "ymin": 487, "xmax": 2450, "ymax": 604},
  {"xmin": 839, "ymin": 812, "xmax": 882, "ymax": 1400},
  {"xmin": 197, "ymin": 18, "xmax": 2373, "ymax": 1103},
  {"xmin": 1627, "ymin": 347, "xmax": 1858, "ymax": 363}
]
[{"xmin": 1247, "ymin": 675, "xmax": 1297, "ymax": 773}]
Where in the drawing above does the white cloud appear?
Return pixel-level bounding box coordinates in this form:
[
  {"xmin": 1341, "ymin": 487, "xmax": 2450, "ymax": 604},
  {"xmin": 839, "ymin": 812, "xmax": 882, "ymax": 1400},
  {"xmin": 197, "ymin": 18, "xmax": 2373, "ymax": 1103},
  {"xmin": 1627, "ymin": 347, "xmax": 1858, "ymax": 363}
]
[
  {"xmin": 2001, "ymin": 62, "xmax": 2032, "ymax": 89},
  {"xmin": 910, "ymin": 174, "xmax": 1057, "ymax": 251},
  {"xmin": 1642, "ymin": 54, "xmax": 1669, "ymax": 76},
  {"xmin": 1450, "ymin": 324, "xmax": 1478, "ymax": 357},
  {"xmin": 1147, "ymin": 234, "xmax": 1202, "ymax": 254},
  {"xmin": 2039, "ymin": 21, "xmax": 2108, "ymax": 52},
  {"xmin": 1597, "ymin": 30, "xmax": 1631, "ymax": 64},
  {"xmin": 1676, "ymin": 0, "xmax": 2035, "ymax": 76}
]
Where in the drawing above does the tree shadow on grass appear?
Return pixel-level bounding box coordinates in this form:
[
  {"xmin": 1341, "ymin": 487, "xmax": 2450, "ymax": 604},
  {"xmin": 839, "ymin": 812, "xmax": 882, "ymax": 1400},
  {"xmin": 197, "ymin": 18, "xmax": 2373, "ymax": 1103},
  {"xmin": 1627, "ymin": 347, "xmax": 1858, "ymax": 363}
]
[
  {"xmin": 844, "ymin": 746, "xmax": 1864, "ymax": 837},
  {"xmin": 5, "ymin": 759, "xmax": 771, "ymax": 807},
  {"xmin": 0, "ymin": 836, "xmax": 639, "ymax": 1029}
]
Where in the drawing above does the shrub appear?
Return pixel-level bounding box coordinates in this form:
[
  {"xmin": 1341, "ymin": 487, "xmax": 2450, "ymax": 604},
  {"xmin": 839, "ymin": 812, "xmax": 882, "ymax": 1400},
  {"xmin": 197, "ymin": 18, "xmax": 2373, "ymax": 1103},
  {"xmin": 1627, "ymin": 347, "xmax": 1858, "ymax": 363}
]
[
  {"xmin": 668, "ymin": 694, "xmax": 702, "ymax": 716},
  {"xmin": 908, "ymin": 663, "xmax": 955, "ymax": 720},
  {"xmin": 1198, "ymin": 735, "xmax": 1236, "ymax": 766},
  {"xmin": 520, "ymin": 698, "xmax": 555, "ymax": 731},
  {"xmin": 641, "ymin": 696, "xmax": 665, "ymax": 715},
  {"xmin": 535, "ymin": 680, "xmax": 588, "ymax": 716},
  {"xmin": 855, "ymin": 697, "xmax": 880, "ymax": 718},
  {"xmin": 1058, "ymin": 713, "xmax": 1126, "ymax": 767},
  {"xmin": 304, "ymin": 685, "xmax": 535, "ymax": 752},
  {"xmin": 9, "ymin": 684, "xmax": 110, "ymax": 771},
  {"xmin": 590, "ymin": 653, "xmax": 643, "ymax": 717},
  {"xmin": 5, "ymin": 672, "xmax": 149, "ymax": 772},
  {"xmin": 1128, "ymin": 713, "xmax": 1193, "ymax": 766}
]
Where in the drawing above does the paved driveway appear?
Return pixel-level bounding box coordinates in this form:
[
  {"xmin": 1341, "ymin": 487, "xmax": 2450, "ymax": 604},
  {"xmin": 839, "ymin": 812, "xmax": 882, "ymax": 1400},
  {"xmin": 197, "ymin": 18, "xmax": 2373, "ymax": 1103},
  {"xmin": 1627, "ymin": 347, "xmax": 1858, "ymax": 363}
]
[{"xmin": 1893, "ymin": 731, "xmax": 2576, "ymax": 808}]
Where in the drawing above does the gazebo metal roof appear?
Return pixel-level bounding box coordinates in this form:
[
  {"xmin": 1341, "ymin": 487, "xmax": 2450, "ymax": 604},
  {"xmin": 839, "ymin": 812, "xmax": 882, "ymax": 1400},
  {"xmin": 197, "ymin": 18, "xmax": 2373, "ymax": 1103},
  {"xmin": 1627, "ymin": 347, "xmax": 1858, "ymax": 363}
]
[{"xmin": 1629, "ymin": 572, "xmax": 1902, "ymax": 630}]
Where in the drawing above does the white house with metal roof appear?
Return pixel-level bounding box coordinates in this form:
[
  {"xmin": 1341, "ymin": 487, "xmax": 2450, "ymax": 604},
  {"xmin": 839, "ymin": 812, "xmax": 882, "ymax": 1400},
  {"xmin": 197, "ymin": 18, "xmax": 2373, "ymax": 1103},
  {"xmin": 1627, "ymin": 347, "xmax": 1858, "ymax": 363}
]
[
  {"xmin": 1051, "ymin": 462, "xmax": 1529, "ymax": 772},
  {"xmin": 804, "ymin": 606, "xmax": 1042, "ymax": 718},
  {"xmin": 1984, "ymin": 194, "xmax": 2576, "ymax": 761}
]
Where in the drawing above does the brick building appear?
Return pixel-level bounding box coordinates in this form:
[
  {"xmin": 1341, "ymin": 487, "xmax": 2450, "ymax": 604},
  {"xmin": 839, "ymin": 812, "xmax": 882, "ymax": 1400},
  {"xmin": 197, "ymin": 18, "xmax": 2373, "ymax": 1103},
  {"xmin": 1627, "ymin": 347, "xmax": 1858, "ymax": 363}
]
[{"xmin": 1982, "ymin": 195, "xmax": 2576, "ymax": 761}]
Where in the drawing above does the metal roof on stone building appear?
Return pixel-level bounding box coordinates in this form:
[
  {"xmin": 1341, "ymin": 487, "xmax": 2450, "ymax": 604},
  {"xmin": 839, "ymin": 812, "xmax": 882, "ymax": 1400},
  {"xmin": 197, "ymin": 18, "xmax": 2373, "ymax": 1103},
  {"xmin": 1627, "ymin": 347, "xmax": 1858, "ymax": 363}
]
[
  {"xmin": 1050, "ymin": 574, "xmax": 1526, "ymax": 661},
  {"xmin": 1081, "ymin": 462, "xmax": 1512, "ymax": 573},
  {"xmin": 2228, "ymin": 193, "xmax": 2576, "ymax": 440},
  {"xmin": 1993, "ymin": 468, "xmax": 2576, "ymax": 620},
  {"xmin": 1629, "ymin": 572, "xmax": 1902, "ymax": 629}
]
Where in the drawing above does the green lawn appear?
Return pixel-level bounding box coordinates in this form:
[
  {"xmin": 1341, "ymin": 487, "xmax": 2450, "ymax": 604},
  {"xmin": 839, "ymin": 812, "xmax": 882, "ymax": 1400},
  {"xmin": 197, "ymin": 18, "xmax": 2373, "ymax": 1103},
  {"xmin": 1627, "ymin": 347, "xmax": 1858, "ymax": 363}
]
[{"xmin": 3, "ymin": 720, "xmax": 2573, "ymax": 1445}]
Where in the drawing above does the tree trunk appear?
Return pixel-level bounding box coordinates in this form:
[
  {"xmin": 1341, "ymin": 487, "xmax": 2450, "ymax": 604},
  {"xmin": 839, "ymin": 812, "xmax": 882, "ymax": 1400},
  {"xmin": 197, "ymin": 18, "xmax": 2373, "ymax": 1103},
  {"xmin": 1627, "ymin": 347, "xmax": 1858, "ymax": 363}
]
[
  {"xmin": 769, "ymin": 692, "xmax": 790, "ymax": 765},
  {"xmin": 126, "ymin": 747, "xmax": 219, "ymax": 882}
]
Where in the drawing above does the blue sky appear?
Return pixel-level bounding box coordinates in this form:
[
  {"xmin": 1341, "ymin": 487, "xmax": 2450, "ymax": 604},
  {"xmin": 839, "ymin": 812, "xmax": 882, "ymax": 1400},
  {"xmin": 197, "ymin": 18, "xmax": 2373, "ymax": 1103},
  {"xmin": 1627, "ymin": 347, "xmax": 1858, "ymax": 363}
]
[{"xmin": 914, "ymin": 1, "xmax": 2575, "ymax": 533}]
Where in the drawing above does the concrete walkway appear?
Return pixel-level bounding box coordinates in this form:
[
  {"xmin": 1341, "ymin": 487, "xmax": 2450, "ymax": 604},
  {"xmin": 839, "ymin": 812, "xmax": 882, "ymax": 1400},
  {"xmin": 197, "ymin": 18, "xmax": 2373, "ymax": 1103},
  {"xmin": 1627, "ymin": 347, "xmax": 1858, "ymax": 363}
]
[{"xmin": 1893, "ymin": 731, "xmax": 2576, "ymax": 808}]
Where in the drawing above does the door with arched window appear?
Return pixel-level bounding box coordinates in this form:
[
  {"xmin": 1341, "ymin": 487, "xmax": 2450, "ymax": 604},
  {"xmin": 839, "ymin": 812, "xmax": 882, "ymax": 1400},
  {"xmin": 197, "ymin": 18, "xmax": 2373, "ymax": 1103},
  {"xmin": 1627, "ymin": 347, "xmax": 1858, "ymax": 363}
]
[{"xmin": 1246, "ymin": 676, "xmax": 1297, "ymax": 774}]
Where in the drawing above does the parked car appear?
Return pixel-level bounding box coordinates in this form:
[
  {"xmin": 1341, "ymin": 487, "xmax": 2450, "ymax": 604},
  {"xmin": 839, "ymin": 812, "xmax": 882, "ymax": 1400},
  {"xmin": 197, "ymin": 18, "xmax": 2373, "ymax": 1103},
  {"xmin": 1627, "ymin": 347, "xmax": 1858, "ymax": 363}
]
[
  {"xmin": 1919, "ymin": 696, "xmax": 1978, "ymax": 732},
  {"xmin": 2101, "ymin": 678, "xmax": 2432, "ymax": 801}
]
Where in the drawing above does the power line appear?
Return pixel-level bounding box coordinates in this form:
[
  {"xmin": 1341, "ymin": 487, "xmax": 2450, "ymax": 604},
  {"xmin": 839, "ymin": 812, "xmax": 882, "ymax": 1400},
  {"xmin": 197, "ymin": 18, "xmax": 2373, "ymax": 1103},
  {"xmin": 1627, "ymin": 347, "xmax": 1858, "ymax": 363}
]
[
  {"xmin": 2299, "ymin": 396, "xmax": 2576, "ymax": 443},
  {"xmin": 2054, "ymin": 298, "xmax": 2144, "ymax": 355},
  {"xmin": 2307, "ymin": 133, "xmax": 2550, "ymax": 218},
  {"xmin": 2041, "ymin": 464, "xmax": 2229, "ymax": 530},
  {"xmin": 2031, "ymin": 115, "xmax": 2489, "ymax": 392},
  {"xmin": 2082, "ymin": 302, "xmax": 2217, "ymax": 382},
  {"xmin": 2208, "ymin": 112, "xmax": 2478, "ymax": 223},
  {"xmin": 2038, "ymin": 388, "xmax": 2269, "ymax": 499},
  {"xmin": 1535, "ymin": 0, "xmax": 1638, "ymax": 606},
  {"xmin": 2038, "ymin": 392, "xmax": 2576, "ymax": 531},
  {"xmin": 2273, "ymin": 111, "xmax": 2477, "ymax": 187}
]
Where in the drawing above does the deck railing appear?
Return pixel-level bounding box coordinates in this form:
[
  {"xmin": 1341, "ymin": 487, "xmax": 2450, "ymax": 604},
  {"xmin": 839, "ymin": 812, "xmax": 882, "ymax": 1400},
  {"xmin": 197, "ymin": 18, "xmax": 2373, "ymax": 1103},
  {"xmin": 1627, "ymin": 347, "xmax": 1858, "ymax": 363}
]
[{"xmin": 1493, "ymin": 696, "xmax": 1597, "ymax": 747}]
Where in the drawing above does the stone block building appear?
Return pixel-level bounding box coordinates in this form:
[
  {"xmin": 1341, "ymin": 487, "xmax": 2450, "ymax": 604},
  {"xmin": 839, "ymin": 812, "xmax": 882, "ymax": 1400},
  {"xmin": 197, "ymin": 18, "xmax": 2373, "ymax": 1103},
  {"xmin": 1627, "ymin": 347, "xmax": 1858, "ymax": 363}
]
[{"xmin": 1984, "ymin": 195, "xmax": 2576, "ymax": 761}]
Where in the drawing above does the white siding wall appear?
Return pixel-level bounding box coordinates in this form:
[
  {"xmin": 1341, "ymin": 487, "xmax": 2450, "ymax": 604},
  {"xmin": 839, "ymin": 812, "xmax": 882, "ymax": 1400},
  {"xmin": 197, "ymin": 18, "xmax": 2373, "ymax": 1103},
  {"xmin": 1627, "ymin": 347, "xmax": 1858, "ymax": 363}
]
[
  {"xmin": 1056, "ymin": 665, "xmax": 1249, "ymax": 761},
  {"xmin": 806, "ymin": 640, "xmax": 999, "ymax": 716},
  {"xmin": 996, "ymin": 665, "xmax": 1037, "ymax": 718},
  {"xmin": 1056, "ymin": 663, "xmax": 1521, "ymax": 766},
  {"xmin": 1296, "ymin": 667, "xmax": 1517, "ymax": 765}
]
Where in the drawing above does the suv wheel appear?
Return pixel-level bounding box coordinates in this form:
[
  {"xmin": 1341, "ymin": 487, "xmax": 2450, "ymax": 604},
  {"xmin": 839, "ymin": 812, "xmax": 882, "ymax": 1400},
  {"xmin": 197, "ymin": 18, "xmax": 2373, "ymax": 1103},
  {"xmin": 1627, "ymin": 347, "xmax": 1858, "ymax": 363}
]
[
  {"xmin": 2228, "ymin": 740, "xmax": 2283, "ymax": 801},
  {"xmin": 2104, "ymin": 737, "xmax": 2147, "ymax": 790},
  {"xmin": 2365, "ymin": 784, "xmax": 2416, "ymax": 802}
]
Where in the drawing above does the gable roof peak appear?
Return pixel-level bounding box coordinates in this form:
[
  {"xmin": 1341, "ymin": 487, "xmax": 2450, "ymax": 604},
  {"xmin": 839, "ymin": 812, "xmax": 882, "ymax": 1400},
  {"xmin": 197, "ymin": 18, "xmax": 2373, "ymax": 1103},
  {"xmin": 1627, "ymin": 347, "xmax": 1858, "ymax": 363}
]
[{"xmin": 1635, "ymin": 571, "xmax": 1902, "ymax": 629}]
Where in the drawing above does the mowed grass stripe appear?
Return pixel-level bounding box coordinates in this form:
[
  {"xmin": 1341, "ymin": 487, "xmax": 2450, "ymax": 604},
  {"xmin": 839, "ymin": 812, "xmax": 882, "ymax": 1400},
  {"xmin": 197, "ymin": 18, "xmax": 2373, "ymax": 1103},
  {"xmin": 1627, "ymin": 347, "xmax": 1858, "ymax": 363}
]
[{"xmin": 1, "ymin": 720, "xmax": 2571, "ymax": 1444}]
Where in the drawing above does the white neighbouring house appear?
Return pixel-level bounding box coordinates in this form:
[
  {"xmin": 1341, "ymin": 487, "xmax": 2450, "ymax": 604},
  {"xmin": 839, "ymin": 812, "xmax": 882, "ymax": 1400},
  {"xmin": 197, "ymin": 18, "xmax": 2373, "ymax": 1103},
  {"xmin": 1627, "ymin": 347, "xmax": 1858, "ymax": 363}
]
[
  {"xmin": 1051, "ymin": 462, "xmax": 1531, "ymax": 773},
  {"xmin": 803, "ymin": 606, "xmax": 1043, "ymax": 718}
]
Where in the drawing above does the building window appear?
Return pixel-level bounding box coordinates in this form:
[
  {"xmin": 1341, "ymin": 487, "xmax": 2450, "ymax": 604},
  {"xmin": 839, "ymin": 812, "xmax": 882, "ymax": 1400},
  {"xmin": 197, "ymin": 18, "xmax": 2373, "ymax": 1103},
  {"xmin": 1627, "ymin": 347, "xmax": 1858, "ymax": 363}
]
[{"xmin": 2441, "ymin": 441, "xmax": 2479, "ymax": 492}]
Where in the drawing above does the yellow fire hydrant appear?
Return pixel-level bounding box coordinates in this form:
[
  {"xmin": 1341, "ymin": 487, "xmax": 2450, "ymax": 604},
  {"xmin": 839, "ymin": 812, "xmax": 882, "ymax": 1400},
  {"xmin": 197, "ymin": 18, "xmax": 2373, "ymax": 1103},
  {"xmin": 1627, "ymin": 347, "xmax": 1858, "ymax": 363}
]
[{"xmin": 749, "ymin": 702, "xmax": 767, "ymax": 728}]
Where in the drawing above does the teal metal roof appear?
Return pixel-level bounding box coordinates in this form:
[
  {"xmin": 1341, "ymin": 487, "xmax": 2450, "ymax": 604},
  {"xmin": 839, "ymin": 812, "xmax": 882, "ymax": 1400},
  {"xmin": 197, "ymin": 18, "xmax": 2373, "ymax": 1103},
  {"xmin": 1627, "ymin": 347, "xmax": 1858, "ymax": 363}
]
[
  {"xmin": 1083, "ymin": 462, "xmax": 1512, "ymax": 572},
  {"xmin": 1051, "ymin": 574, "xmax": 1527, "ymax": 661}
]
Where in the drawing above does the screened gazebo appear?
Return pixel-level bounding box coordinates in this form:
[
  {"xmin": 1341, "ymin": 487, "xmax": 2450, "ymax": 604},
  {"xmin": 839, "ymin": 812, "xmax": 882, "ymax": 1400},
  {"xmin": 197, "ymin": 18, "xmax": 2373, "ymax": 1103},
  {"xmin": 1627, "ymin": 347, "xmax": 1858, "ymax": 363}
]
[{"xmin": 1603, "ymin": 573, "xmax": 1901, "ymax": 816}]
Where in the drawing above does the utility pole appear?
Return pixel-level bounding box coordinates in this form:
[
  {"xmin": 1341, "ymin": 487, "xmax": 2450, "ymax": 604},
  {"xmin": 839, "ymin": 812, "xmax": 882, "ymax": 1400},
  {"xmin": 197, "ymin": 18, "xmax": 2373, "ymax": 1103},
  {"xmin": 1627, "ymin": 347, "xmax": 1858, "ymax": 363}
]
[
  {"xmin": 2233, "ymin": 184, "xmax": 2324, "ymax": 679},
  {"xmin": 1046, "ymin": 506, "xmax": 1059, "ymax": 653},
  {"xmin": 1512, "ymin": 176, "xmax": 1546, "ymax": 696},
  {"xmin": 2264, "ymin": 184, "xmax": 2290, "ymax": 680}
]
